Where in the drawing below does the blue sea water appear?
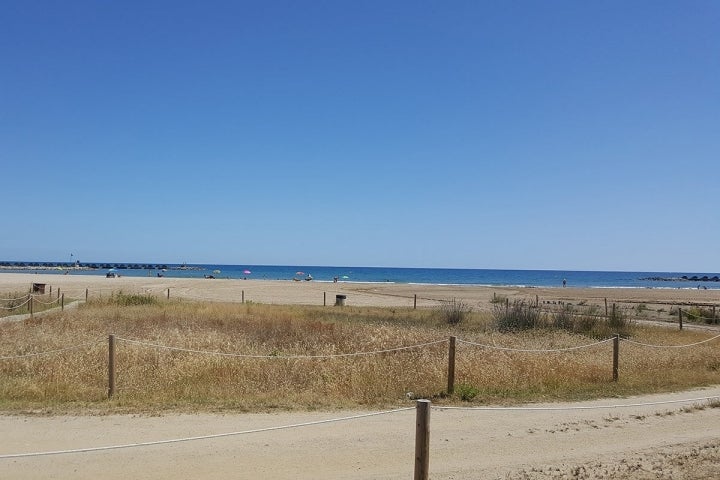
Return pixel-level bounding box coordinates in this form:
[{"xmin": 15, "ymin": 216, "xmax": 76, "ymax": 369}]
[{"xmin": 3, "ymin": 263, "xmax": 719, "ymax": 289}]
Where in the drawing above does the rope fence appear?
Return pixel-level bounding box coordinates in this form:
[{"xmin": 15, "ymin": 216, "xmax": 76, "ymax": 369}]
[
  {"xmin": 5, "ymin": 329, "xmax": 720, "ymax": 403},
  {"xmin": 3, "ymin": 283, "xmax": 718, "ymax": 328},
  {"xmin": 2, "ymin": 324, "xmax": 720, "ymax": 479},
  {"xmin": 432, "ymin": 394, "xmax": 720, "ymax": 411},
  {"xmin": 115, "ymin": 336, "xmax": 448, "ymax": 359},
  {"xmin": 0, "ymin": 339, "xmax": 104, "ymax": 360},
  {"xmin": 456, "ymin": 337, "xmax": 613, "ymax": 353},
  {"xmin": 0, "ymin": 406, "xmax": 415, "ymax": 459},
  {"xmin": 0, "ymin": 297, "xmax": 30, "ymax": 310},
  {"xmin": 0, "ymin": 292, "xmax": 65, "ymax": 317},
  {"xmin": 620, "ymin": 332, "xmax": 720, "ymax": 349},
  {"xmin": 2, "ymin": 393, "xmax": 719, "ymax": 480}
]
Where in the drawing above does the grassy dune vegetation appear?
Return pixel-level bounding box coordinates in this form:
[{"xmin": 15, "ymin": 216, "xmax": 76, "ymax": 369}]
[
  {"xmin": 1, "ymin": 294, "xmax": 719, "ymax": 414},
  {"xmin": 0, "ymin": 291, "xmax": 65, "ymax": 318}
]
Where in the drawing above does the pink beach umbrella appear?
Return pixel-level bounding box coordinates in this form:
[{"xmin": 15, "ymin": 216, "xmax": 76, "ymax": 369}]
[{"xmin": 243, "ymin": 269, "xmax": 251, "ymax": 275}]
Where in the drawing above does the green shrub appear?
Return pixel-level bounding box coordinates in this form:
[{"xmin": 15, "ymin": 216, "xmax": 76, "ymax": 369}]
[
  {"xmin": 573, "ymin": 306, "xmax": 601, "ymax": 335},
  {"xmin": 686, "ymin": 307, "xmax": 715, "ymax": 324},
  {"xmin": 438, "ymin": 298, "xmax": 472, "ymax": 325},
  {"xmin": 110, "ymin": 292, "xmax": 158, "ymax": 306},
  {"xmin": 455, "ymin": 383, "xmax": 479, "ymax": 401},
  {"xmin": 493, "ymin": 300, "xmax": 542, "ymax": 332},
  {"xmin": 551, "ymin": 304, "xmax": 574, "ymax": 331},
  {"xmin": 608, "ymin": 305, "xmax": 629, "ymax": 330}
]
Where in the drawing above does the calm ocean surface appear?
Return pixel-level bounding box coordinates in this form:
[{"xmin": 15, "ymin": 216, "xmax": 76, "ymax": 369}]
[{"xmin": 3, "ymin": 263, "xmax": 719, "ymax": 289}]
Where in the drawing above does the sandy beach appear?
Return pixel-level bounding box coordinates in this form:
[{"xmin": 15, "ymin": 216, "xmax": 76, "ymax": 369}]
[
  {"xmin": 2, "ymin": 272, "xmax": 719, "ymax": 311},
  {"xmin": 2, "ymin": 272, "xmax": 720, "ymax": 478}
]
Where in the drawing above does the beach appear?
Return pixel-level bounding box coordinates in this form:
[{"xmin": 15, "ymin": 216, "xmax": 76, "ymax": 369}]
[
  {"xmin": 2, "ymin": 272, "xmax": 719, "ymax": 312},
  {"xmin": 2, "ymin": 272, "xmax": 720, "ymax": 478}
]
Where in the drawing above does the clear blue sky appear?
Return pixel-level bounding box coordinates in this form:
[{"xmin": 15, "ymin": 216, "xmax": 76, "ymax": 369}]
[{"xmin": 2, "ymin": 1, "xmax": 718, "ymax": 272}]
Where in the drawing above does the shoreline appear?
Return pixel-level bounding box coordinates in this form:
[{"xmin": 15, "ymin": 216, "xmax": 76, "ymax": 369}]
[
  {"xmin": 2, "ymin": 272, "xmax": 719, "ymax": 310},
  {"xmin": 0, "ymin": 269, "xmax": 719, "ymax": 291}
]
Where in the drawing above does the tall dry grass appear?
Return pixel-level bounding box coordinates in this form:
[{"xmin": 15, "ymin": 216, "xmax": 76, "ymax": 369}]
[
  {"xmin": 0, "ymin": 297, "xmax": 719, "ymax": 413},
  {"xmin": 0, "ymin": 290, "xmax": 64, "ymax": 318}
]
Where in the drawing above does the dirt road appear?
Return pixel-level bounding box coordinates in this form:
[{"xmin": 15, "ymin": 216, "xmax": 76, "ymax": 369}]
[{"xmin": 2, "ymin": 387, "xmax": 720, "ymax": 479}]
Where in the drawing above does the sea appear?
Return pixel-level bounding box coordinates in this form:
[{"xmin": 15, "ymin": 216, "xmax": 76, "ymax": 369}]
[{"xmin": 1, "ymin": 263, "xmax": 719, "ymax": 289}]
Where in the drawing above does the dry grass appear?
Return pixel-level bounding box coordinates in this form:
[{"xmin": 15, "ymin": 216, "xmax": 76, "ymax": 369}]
[
  {"xmin": 0, "ymin": 298, "xmax": 719, "ymax": 414},
  {"xmin": 0, "ymin": 290, "xmax": 66, "ymax": 318}
]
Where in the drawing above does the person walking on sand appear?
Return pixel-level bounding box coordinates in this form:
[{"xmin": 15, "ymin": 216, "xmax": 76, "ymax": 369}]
[{"xmin": 562, "ymin": 279, "xmax": 567, "ymax": 288}]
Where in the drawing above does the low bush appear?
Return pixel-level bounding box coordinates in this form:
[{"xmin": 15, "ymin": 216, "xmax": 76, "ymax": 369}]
[
  {"xmin": 547, "ymin": 304, "xmax": 631, "ymax": 338},
  {"xmin": 455, "ymin": 383, "xmax": 479, "ymax": 402},
  {"xmin": 438, "ymin": 298, "xmax": 472, "ymax": 325},
  {"xmin": 686, "ymin": 307, "xmax": 716, "ymax": 324},
  {"xmin": 493, "ymin": 300, "xmax": 542, "ymax": 332},
  {"xmin": 110, "ymin": 291, "xmax": 158, "ymax": 306}
]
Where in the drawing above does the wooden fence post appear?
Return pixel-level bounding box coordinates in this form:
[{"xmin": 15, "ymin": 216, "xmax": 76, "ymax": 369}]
[
  {"xmin": 414, "ymin": 294, "xmax": 417, "ymax": 309},
  {"xmin": 57, "ymin": 288, "xmax": 61, "ymax": 300},
  {"xmin": 61, "ymin": 293, "xmax": 64, "ymax": 310},
  {"xmin": 414, "ymin": 399, "xmax": 431, "ymax": 480},
  {"xmin": 85, "ymin": 288, "xmax": 89, "ymax": 302},
  {"xmin": 50, "ymin": 285, "xmax": 52, "ymax": 296},
  {"xmin": 447, "ymin": 336, "xmax": 456, "ymax": 395},
  {"xmin": 167, "ymin": 288, "xmax": 170, "ymax": 300},
  {"xmin": 242, "ymin": 290, "xmax": 245, "ymax": 303},
  {"xmin": 613, "ymin": 334, "xmax": 619, "ymax": 382},
  {"xmin": 29, "ymin": 295, "xmax": 33, "ymax": 318},
  {"xmin": 678, "ymin": 308, "xmax": 683, "ymax": 330},
  {"xmin": 108, "ymin": 334, "xmax": 116, "ymax": 399},
  {"xmin": 605, "ymin": 298, "xmax": 608, "ymax": 317}
]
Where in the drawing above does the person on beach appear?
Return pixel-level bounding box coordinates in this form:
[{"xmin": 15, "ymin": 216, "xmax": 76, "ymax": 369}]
[{"xmin": 562, "ymin": 279, "xmax": 567, "ymax": 287}]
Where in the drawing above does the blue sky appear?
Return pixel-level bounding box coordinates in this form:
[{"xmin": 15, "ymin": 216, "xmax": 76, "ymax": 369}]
[{"xmin": 2, "ymin": 1, "xmax": 718, "ymax": 271}]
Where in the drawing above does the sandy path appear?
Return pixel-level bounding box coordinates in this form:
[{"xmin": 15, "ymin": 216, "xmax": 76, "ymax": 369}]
[{"xmin": 1, "ymin": 387, "xmax": 720, "ymax": 479}]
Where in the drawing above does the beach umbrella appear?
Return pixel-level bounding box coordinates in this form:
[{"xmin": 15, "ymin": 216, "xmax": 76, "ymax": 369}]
[
  {"xmin": 213, "ymin": 269, "xmax": 221, "ymax": 274},
  {"xmin": 243, "ymin": 269, "xmax": 252, "ymax": 275},
  {"xmin": 341, "ymin": 275, "xmax": 349, "ymax": 279},
  {"xmin": 296, "ymin": 271, "xmax": 304, "ymax": 275}
]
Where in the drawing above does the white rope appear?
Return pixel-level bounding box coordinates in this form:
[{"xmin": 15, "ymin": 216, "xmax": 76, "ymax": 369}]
[
  {"xmin": 0, "ymin": 294, "xmax": 31, "ymax": 302},
  {"xmin": 0, "ymin": 298, "xmax": 31, "ymax": 310},
  {"xmin": 455, "ymin": 337, "xmax": 613, "ymax": 353},
  {"xmin": 433, "ymin": 395, "xmax": 720, "ymax": 411},
  {"xmin": 621, "ymin": 333, "xmax": 720, "ymax": 349},
  {"xmin": 29, "ymin": 296, "xmax": 60, "ymax": 306},
  {"xmin": 0, "ymin": 340, "xmax": 103, "ymax": 360},
  {"xmin": 0, "ymin": 407, "xmax": 415, "ymax": 459},
  {"xmin": 116, "ymin": 337, "xmax": 447, "ymax": 358}
]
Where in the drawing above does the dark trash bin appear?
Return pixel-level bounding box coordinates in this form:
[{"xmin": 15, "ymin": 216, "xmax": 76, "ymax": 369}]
[
  {"xmin": 32, "ymin": 283, "xmax": 46, "ymax": 294},
  {"xmin": 335, "ymin": 294, "xmax": 347, "ymax": 306}
]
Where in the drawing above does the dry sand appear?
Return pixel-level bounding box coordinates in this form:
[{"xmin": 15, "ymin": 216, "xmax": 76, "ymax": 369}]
[
  {"xmin": 2, "ymin": 273, "xmax": 720, "ymax": 478},
  {"xmin": 2, "ymin": 272, "xmax": 720, "ymax": 311}
]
